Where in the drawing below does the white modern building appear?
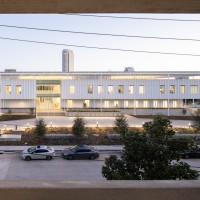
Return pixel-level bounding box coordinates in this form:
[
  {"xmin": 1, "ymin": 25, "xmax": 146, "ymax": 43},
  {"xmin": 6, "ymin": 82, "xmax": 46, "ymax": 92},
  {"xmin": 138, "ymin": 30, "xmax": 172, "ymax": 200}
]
[
  {"xmin": 62, "ymin": 49, "xmax": 74, "ymax": 72},
  {"xmin": 0, "ymin": 70, "xmax": 200, "ymax": 116}
]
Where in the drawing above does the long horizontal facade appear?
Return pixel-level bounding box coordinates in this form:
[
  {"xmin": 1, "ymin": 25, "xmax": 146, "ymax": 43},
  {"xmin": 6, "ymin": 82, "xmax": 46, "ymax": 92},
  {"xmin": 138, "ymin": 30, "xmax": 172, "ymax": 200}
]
[{"xmin": 0, "ymin": 71, "xmax": 200, "ymax": 116}]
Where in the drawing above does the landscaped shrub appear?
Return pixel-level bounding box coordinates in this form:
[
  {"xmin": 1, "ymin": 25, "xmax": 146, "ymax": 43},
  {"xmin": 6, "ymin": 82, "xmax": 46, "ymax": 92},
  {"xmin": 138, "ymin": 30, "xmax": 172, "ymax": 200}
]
[{"xmin": 34, "ymin": 118, "xmax": 47, "ymax": 137}]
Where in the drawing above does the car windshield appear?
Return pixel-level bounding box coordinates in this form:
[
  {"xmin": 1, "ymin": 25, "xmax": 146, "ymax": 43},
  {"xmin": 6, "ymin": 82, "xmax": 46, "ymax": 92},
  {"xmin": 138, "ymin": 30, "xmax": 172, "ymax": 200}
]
[
  {"xmin": 47, "ymin": 146, "xmax": 52, "ymax": 151},
  {"xmin": 70, "ymin": 146, "xmax": 78, "ymax": 152},
  {"xmin": 27, "ymin": 147, "xmax": 36, "ymax": 153}
]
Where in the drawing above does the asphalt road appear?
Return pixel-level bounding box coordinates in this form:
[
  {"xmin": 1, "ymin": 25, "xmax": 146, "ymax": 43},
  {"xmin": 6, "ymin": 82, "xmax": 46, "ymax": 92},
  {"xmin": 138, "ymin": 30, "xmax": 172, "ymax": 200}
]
[
  {"xmin": 0, "ymin": 151, "xmax": 199, "ymax": 180},
  {"xmin": 0, "ymin": 151, "xmax": 120, "ymax": 180}
]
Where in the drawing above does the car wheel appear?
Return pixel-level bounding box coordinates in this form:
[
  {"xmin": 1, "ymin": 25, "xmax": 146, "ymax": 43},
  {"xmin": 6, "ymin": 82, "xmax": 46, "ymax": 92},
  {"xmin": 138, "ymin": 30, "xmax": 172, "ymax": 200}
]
[
  {"xmin": 25, "ymin": 156, "xmax": 31, "ymax": 161},
  {"xmin": 68, "ymin": 155, "xmax": 73, "ymax": 160},
  {"xmin": 46, "ymin": 156, "xmax": 52, "ymax": 160},
  {"xmin": 185, "ymin": 154, "xmax": 190, "ymax": 159},
  {"xmin": 90, "ymin": 155, "xmax": 95, "ymax": 160}
]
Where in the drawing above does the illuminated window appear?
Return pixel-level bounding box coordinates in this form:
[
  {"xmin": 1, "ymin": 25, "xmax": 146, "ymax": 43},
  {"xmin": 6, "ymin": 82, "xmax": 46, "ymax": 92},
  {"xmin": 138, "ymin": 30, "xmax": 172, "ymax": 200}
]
[
  {"xmin": 163, "ymin": 100, "xmax": 168, "ymax": 108},
  {"xmin": 85, "ymin": 100, "xmax": 90, "ymax": 107},
  {"xmin": 6, "ymin": 85, "xmax": 11, "ymax": 94},
  {"xmin": 70, "ymin": 86, "xmax": 75, "ymax": 94},
  {"xmin": 104, "ymin": 101, "xmax": 109, "ymax": 108},
  {"xmin": 114, "ymin": 101, "xmax": 119, "ymax": 107},
  {"xmin": 139, "ymin": 85, "xmax": 144, "ymax": 94},
  {"xmin": 180, "ymin": 85, "xmax": 185, "ymax": 94},
  {"xmin": 88, "ymin": 85, "xmax": 93, "ymax": 94},
  {"xmin": 160, "ymin": 85, "xmax": 165, "ymax": 94},
  {"xmin": 16, "ymin": 85, "xmax": 21, "ymax": 94},
  {"xmin": 68, "ymin": 100, "xmax": 73, "ymax": 108},
  {"xmin": 108, "ymin": 85, "xmax": 113, "ymax": 94},
  {"xmin": 173, "ymin": 100, "xmax": 177, "ymax": 108},
  {"xmin": 37, "ymin": 84, "xmax": 60, "ymax": 94},
  {"xmin": 153, "ymin": 100, "xmax": 158, "ymax": 108},
  {"xmin": 118, "ymin": 85, "xmax": 124, "ymax": 94},
  {"xmin": 135, "ymin": 100, "xmax": 139, "ymax": 108},
  {"xmin": 98, "ymin": 85, "xmax": 103, "ymax": 94},
  {"xmin": 170, "ymin": 85, "xmax": 175, "ymax": 94},
  {"xmin": 124, "ymin": 101, "xmax": 128, "ymax": 108},
  {"xmin": 190, "ymin": 85, "xmax": 198, "ymax": 94},
  {"xmin": 129, "ymin": 85, "xmax": 134, "ymax": 94},
  {"xmin": 143, "ymin": 100, "xmax": 148, "ymax": 108}
]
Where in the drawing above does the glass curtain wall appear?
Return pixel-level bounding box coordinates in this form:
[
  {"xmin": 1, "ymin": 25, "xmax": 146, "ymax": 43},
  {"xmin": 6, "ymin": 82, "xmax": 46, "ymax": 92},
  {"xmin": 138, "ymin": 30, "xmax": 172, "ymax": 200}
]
[{"xmin": 36, "ymin": 80, "xmax": 61, "ymax": 110}]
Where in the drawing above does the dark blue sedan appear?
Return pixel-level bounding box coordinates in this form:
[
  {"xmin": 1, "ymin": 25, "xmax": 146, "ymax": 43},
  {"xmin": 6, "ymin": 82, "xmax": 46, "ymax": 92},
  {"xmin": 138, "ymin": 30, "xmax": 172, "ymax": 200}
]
[
  {"xmin": 62, "ymin": 145, "xmax": 99, "ymax": 160},
  {"xmin": 181, "ymin": 146, "xmax": 200, "ymax": 159}
]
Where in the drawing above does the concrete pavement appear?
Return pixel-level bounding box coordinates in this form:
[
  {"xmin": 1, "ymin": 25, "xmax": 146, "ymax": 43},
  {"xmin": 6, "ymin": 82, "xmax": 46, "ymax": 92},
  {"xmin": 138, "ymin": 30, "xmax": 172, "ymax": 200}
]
[{"xmin": 0, "ymin": 145, "xmax": 123, "ymax": 152}]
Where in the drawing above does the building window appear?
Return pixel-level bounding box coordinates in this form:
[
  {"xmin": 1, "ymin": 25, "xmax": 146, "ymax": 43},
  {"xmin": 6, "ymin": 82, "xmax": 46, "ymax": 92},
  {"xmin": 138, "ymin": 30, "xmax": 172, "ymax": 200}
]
[
  {"xmin": 6, "ymin": 85, "xmax": 11, "ymax": 94},
  {"xmin": 190, "ymin": 85, "xmax": 198, "ymax": 94},
  {"xmin": 68, "ymin": 100, "xmax": 73, "ymax": 108},
  {"xmin": 170, "ymin": 85, "xmax": 175, "ymax": 94},
  {"xmin": 108, "ymin": 85, "xmax": 113, "ymax": 94},
  {"xmin": 85, "ymin": 100, "xmax": 90, "ymax": 108},
  {"xmin": 98, "ymin": 85, "xmax": 103, "ymax": 94},
  {"xmin": 163, "ymin": 100, "xmax": 168, "ymax": 108},
  {"xmin": 114, "ymin": 101, "xmax": 119, "ymax": 108},
  {"xmin": 129, "ymin": 85, "xmax": 134, "ymax": 94},
  {"xmin": 88, "ymin": 85, "xmax": 93, "ymax": 94},
  {"xmin": 16, "ymin": 85, "xmax": 21, "ymax": 94},
  {"xmin": 180, "ymin": 85, "xmax": 185, "ymax": 94},
  {"xmin": 37, "ymin": 84, "xmax": 60, "ymax": 94},
  {"xmin": 104, "ymin": 101, "xmax": 109, "ymax": 108},
  {"xmin": 143, "ymin": 100, "xmax": 148, "ymax": 108},
  {"xmin": 70, "ymin": 86, "xmax": 75, "ymax": 94},
  {"xmin": 153, "ymin": 100, "xmax": 158, "ymax": 108},
  {"xmin": 173, "ymin": 100, "xmax": 177, "ymax": 108},
  {"xmin": 124, "ymin": 101, "xmax": 129, "ymax": 108},
  {"xmin": 139, "ymin": 85, "xmax": 144, "ymax": 94},
  {"xmin": 118, "ymin": 85, "xmax": 124, "ymax": 94},
  {"xmin": 160, "ymin": 85, "xmax": 165, "ymax": 94},
  {"xmin": 135, "ymin": 100, "xmax": 139, "ymax": 108}
]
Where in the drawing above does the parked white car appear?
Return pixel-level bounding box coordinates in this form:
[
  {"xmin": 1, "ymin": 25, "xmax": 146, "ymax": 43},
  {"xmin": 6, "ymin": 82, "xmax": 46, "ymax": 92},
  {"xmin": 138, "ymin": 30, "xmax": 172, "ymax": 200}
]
[{"xmin": 21, "ymin": 145, "xmax": 55, "ymax": 161}]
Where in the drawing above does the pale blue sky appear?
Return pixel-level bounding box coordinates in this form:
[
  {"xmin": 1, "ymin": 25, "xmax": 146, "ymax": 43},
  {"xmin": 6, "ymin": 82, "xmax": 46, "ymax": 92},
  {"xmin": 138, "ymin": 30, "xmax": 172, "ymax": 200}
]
[{"xmin": 1, "ymin": 14, "xmax": 200, "ymax": 72}]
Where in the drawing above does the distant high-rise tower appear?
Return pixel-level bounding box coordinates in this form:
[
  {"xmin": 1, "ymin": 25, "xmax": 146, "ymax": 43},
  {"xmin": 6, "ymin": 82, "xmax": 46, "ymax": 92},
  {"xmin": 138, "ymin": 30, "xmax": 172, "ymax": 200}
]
[{"xmin": 62, "ymin": 49, "xmax": 74, "ymax": 72}]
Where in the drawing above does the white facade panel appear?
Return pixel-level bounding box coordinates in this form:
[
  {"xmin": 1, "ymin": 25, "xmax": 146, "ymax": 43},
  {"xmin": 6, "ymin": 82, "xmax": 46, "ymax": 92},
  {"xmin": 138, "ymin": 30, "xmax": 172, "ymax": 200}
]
[
  {"xmin": 0, "ymin": 71, "xmax": 200, "ymax": 112},
  {"xmin": 1, "ymin": 78, "xmax": 36, "ymax": 99},
  {"xmin": 61, "ymin": 78, "xmax": 200, "ymax": 100},
  {"xmin": 1, "ymin": 99, "xmax": 34, "ymax": 108}
]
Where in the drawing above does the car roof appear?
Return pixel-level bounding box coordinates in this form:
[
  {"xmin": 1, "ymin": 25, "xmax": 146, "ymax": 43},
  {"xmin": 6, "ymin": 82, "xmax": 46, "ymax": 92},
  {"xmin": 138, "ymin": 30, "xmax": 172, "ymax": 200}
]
[
  {"xmin": 75, "ymin": 145, "xmax": 93, "ymax": 150},
  {"xmin": 35, "ymin": 145, "xmax": 49, "ymax": 150}
]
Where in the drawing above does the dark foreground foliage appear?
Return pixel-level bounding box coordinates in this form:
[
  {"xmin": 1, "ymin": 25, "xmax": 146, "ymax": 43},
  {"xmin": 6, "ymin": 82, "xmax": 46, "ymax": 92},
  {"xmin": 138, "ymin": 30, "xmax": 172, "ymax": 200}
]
[{"xmin": 102, "ymin": 116, "xmax": 199, "ymax": 180}]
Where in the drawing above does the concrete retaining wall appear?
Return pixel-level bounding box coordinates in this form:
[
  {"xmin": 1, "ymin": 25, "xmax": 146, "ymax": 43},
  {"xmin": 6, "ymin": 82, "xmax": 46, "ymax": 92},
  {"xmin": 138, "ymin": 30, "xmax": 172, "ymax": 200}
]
[{"xmin": 0, "ymin": 180, "xmax": 199, "ymax": 200}]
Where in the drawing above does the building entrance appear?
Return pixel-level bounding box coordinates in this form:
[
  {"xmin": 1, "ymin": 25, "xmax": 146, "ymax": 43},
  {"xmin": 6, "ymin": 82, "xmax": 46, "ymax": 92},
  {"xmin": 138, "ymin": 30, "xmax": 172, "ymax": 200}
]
[
  {"xmin": 36, "ymin": 97, "xmax": 60, "ymax": 110},
  {"xmin": 36, "ymin": 80, "xmax": 61, "ymax": 111}
]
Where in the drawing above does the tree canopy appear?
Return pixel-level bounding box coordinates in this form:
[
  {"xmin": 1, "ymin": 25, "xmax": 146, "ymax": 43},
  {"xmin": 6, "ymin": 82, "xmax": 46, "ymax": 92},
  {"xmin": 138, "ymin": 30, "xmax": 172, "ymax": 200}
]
[
  {"xmin": 34, "ymin": 118, "xmax": 47, "ymax": 137},
  {"xmin": 191, "ymin": 109, "xmax": 200, "ymax": 131},
  {"xmin": 102, "ymin": 115, "xmax": 199, "ymax": 180},
  {"xmin": 113, "ymin": 114, "xmax": 129, "ymax": 140},
  {"xmin": 72, "ymin": 117, "xmax": 86, "ymax": 138}
]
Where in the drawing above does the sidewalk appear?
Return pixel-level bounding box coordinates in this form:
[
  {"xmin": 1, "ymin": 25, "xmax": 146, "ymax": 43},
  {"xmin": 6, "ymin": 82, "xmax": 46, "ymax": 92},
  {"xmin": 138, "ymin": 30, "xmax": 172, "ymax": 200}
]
[{"xmin": 0, "ymin": 145, "xmax": 123, "ymax": 152}]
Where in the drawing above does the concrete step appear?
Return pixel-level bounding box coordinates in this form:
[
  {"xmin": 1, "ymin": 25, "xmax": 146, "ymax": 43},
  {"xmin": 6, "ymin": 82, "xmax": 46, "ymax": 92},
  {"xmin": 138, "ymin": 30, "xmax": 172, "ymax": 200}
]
[{"xmin": 37, "ymin": 112, "xmax": 65, "ymax": 116}]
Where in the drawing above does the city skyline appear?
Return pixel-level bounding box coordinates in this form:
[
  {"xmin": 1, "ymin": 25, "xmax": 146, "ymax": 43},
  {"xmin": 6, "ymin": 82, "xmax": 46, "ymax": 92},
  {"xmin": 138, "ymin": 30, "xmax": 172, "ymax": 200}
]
[{"xmin": 1, "ymin": 14, "xmax": 200, "ymax": 72}]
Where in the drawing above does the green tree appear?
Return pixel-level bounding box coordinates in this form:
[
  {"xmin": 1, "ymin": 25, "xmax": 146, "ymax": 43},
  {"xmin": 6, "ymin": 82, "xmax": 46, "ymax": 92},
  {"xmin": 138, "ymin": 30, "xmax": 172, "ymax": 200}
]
[
  {"xmin": 72, "ymin": 117, "xmax": 86, "ymax": 139},
  {"xmin": 113, "ymin": 114, "xmax": 129, "ymax": 140},
  {"xmin": 191, "ymin": 109, "xmax": 200, "ymax": 131},
  {"xmin": 143, "ymin": 115, "xmax": 175, "ymax": 140},
  {"xmin": 102, "ymin": 115, "xmax": 199, "ymax": 180},
  {"xmin": 34, "ymin": 118, "xmax": 47, "ymax": 137}
]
